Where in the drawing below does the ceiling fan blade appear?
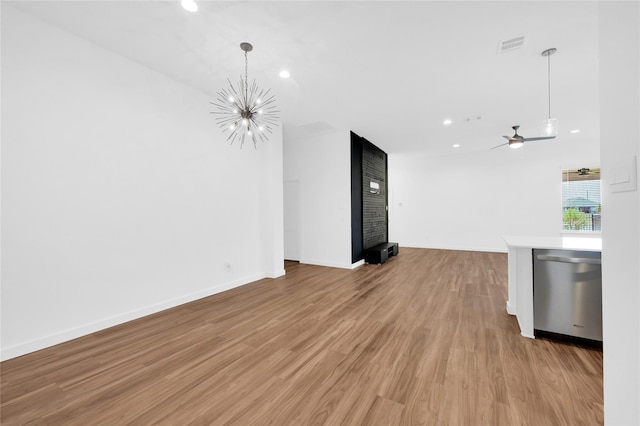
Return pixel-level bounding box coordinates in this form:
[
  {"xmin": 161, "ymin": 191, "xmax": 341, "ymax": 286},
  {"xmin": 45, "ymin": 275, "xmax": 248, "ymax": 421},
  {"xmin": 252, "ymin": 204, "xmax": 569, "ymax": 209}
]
[
  {"xmin": 522, "ymin": 136, "xmax": 556, "ymax": 142},
  {"xmin": 502, "ymin": 136, "xmax": 511, "ymax": 140},
  {"xmin": 491, "ymin": 142, "xmax": 509, "ymax": 150}
]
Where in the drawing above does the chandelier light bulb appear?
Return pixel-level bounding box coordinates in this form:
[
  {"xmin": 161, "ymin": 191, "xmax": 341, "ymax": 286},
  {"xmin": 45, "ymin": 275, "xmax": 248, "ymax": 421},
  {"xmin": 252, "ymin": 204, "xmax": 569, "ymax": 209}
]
[
  {"xmin": 256, "ymin": 99, "xmax": 262, "ymax": 104},
  {"xmin": 259, "ymin": 126, "xmax": 264, "ymax": 132},
  {"xmin": 229, "ymin": 124, "xmax": 235, "ymax": 130},
  {"xmin": 258, "ymin": 110, "xmax": 263, "ymax": 115}
]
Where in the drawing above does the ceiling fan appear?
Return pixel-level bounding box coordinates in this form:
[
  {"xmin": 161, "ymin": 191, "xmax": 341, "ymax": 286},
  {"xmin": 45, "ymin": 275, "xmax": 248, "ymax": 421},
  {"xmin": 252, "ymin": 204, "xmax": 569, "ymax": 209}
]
[{"xmin": 491, "ymin": 125, "xmax": 556, "ymax": 150}]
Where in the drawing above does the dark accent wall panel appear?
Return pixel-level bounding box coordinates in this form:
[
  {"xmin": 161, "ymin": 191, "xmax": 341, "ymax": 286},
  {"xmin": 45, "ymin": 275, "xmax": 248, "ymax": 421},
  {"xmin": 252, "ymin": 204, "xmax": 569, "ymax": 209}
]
[
  {"xmin": 362, "ymin": 141, "xmax": 388, "ymax": 249},
  {"xmin": 351, "ymin": 132, "xmax": 388, "ymax": 262},
  {"xmin": 351, "ymin": 132, "xmax": 363, "ymax": 263}
]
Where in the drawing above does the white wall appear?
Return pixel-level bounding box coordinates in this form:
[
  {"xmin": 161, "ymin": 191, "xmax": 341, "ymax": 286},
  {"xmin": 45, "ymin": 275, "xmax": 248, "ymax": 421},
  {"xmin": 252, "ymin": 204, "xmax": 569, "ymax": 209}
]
[
  {"xmin": 0, "ymin": 5, "xmax": 284, "ymax": 360},
  {"xmin": 261, "ymin": 133, "xmax": 285, "ymax": 278},
  {"xmin": 283, "ymin": 125, "xmax": 353, "ymax": 268},
  {"xmin": 389, "ymin": 137, "xmax": 600, "ymax": 252},
  {"xmin": 283, "ymin": 180, "xmax": 301, "ymax": 261},
  {"xmin": 599, "ymin": 2, "xmax": 640, "ymax": 424}
]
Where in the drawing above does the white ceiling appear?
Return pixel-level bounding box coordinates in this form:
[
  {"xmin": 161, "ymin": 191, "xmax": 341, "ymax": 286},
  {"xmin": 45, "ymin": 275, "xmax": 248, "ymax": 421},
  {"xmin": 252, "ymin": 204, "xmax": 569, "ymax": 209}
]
[{"xmin": 10, "ymin": 0, "xmax": 601, "ymax": 155}]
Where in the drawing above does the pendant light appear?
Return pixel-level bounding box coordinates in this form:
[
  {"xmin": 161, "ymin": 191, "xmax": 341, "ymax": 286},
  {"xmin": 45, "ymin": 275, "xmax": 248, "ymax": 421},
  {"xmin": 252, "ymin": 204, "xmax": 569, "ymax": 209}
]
[
  {"xmin": 211, "ymin": 42, "xmax": 279, "ymax": 149},
  {"xmin": 541, "ymin": 48, "xmax": 558, "ymax": 137}
]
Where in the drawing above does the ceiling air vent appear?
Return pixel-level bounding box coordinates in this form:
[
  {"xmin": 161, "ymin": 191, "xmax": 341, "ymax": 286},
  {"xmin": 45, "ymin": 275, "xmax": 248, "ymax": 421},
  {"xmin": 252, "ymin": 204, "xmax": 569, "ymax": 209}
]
[{"xmin": 498, "ymin": 35, "xmax": 526, "ymax": 55}]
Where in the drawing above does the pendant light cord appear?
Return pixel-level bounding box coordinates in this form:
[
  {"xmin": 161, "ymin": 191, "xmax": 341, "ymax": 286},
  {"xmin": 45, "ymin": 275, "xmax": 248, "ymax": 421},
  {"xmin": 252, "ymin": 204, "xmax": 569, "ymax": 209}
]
[{"xmin": 547, "ymin": 53, "xmax": 551, "ymax": 119}]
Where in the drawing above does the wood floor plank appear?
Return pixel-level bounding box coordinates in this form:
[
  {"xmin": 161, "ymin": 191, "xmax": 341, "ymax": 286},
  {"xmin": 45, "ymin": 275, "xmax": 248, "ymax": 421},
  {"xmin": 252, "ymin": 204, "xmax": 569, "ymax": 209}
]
[{"xmin": 0, "ymin": 248, "xmax": 603, "ymax": 425}]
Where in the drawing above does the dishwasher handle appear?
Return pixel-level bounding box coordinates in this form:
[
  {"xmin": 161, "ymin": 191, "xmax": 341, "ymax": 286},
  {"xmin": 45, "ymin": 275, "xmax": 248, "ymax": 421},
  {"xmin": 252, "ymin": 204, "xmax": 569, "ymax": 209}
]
[{"xmin": 536, "ymin": 254, "xmax": 601, "ymax": 265}]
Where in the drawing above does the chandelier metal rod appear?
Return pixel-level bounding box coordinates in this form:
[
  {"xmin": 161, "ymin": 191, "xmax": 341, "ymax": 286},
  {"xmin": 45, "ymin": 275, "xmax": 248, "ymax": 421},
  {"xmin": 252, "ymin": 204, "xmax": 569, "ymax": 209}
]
[{"xmin": 244, "ymin": 50, "xmax": 249, "ymax": 107}]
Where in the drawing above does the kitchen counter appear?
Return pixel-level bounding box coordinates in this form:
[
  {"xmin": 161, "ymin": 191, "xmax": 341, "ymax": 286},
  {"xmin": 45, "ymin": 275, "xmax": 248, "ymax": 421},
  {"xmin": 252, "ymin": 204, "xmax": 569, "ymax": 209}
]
[
  {"xmin": 502, "ymin": 235, "xmax": 601, "ymax": 251},
  {"xmin": 503, "ymin": 235, "xmax": 602, "ymax": 338}
]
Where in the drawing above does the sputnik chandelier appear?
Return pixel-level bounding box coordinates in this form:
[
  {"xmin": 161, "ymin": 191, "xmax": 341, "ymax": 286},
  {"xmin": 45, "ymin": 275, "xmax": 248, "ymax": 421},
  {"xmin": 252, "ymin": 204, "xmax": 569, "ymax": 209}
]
[{"xmin": 211, "ymin": 42, "xmax": 279, "ymax": 149}]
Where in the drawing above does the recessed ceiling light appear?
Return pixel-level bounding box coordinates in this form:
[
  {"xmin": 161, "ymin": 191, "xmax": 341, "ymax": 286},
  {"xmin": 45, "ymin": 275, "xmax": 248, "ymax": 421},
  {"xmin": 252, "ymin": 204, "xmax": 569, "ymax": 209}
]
[
  {"xmin": 279, "ymin": 70, "xmax": 290, "ymax": 79},
  {"xmin": 443, "ymin": 119, "xmax": 453, "ymax": 126},
  {"xmin": 570, "ymin": 129, "xmax": 581, "ymax": 134},
  {"xmin": 453, "ymin": 144, "xmax": 460, "ymax": 148},
  {"xmin": 181, "ymin": 0, "xmax": 198, "ymax": 12}
]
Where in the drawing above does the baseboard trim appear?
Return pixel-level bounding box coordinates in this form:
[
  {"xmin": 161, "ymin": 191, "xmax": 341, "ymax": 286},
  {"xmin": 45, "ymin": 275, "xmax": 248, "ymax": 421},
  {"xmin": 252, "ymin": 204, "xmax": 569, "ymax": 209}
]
[
  {"xmin": 398, "ymin": 243, "xmax": 507, "ymax": 254},
  {"xmin": 0, "ymin": 273, "xmax": 266, "ymax": 361},
  {"xmin": 267, "ymin": 269, "xmax": 286, "ymax": 278},
  {"xmin": 350, "ymin": 260, "xmax": 365, "ymax": 269},
  {"xmin": 520, "ymin": 331, "xmax": 536, "ymax": 339},
  {"xmin": 299, "ymin": 258, "xmax": 356, "ymax": 269}
]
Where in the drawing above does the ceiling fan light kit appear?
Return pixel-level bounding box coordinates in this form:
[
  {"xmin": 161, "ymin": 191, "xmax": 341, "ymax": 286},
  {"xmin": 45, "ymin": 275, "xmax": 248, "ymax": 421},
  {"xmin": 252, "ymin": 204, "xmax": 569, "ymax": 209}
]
[
  {"xmin": 509, "ymin": 139, "xmax": 524, "ymax": 149},
  {"xmin": 491, "ymin": 125, "xmax": 555, "ymax": 150}
]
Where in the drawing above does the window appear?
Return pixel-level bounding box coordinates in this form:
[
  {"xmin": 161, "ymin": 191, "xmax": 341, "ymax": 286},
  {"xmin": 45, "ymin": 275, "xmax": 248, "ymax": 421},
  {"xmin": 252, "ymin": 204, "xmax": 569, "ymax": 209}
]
[{"xmin": 562, "ymin": 167, "xmax": 601, "ymax": 232}]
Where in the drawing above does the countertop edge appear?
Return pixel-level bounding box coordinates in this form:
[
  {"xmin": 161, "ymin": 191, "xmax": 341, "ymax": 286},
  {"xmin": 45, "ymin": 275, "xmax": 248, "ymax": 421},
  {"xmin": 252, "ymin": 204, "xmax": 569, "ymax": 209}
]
[{"xmin": 502, "ymin": 235, "xmax": 602, "ymax": 252}]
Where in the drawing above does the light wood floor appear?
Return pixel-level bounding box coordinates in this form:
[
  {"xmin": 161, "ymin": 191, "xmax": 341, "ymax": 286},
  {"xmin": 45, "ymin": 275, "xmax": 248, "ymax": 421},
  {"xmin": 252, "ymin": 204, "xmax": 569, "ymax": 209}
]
[{"xmin": 1, "ymin": 248, "xmax": 603, "ymax": 425}]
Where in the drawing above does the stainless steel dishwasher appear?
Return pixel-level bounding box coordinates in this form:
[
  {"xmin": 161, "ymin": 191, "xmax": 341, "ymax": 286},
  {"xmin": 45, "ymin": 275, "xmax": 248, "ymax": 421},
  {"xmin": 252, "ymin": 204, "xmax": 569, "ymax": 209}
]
[{"xmin": 533, "ymin": 249, "xmax": 602, "ymax": 342}]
